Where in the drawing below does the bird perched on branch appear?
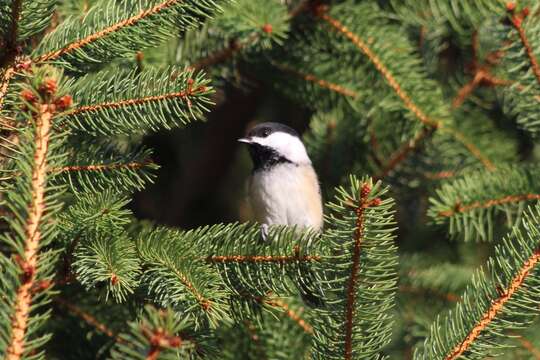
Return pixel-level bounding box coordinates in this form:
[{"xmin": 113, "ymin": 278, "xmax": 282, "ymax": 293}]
[
  {"xmin": 239, "ymin": 122, "xmax": 324, "ymax": 307},
  {"xmin": 239, "ymin": 122, "xmax": 323, "ymax": 236}
]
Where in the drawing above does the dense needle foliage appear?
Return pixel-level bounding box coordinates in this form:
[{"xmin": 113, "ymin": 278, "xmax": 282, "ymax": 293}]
[{"xmin": 2, "ymin": 0, "xmax": 540, "ymax": 359}]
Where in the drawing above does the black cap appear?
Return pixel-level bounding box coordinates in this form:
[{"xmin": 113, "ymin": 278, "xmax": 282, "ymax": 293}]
[{"xmin": 245, "ymin": 122, "xmax": 299, "ymax": 139}]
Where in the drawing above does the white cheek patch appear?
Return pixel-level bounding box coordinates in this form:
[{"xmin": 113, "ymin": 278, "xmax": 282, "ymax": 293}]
[{"xmin": 251, "ymin": 132, "xmax": 311, "ymax": 164}]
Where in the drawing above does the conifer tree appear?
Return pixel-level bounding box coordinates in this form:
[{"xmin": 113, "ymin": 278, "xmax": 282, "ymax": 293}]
[{"xmin": 1, "ymin": 0, "xmax": 540, "ymax": 359}]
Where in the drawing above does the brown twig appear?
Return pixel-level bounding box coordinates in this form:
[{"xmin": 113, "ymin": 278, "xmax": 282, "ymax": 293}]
[
  {"xmin": 2, "ymin": 160, "xmax": 155, "ymax": 182},
  {"xmin": 512, "ymin": 333, "xmax": 540, "ymax": 360},
  {"xmin": 375, "ymin": 106, "xmax": 494, "ymax": 179},
  {"xmin": 452, "ymin": 31, "xmax": 509, "ymax": 109},
  {"xmin": 289, "ymin": 0, "xmax": 311, "ymax": 18},
  {"xmin": 54, "ymin": 297, "xmax": 123, "ymax": 342},
  {"xmin": 171, "ymin": 268, "xmax": 211, "ymax": 311},
  {"xmin": 452, "ymin": 69, "xmax": 511, "ymax": 109},
  {"xmin": 191, "ymin": 39, "xmax": 246, "ymax": 71},
  {"xmin": 508, "ymin": 4, "xmax": 540, "ymax": 85},
  {"xmin": 423, "ymin": 170, "xmax": 457, "ymax": 180},
  {"xmin": 206, "ymin": 253, "xmax": 320, "ymax": 264},
  {"xmin": 33, "ymin": 0, "xmax": 183, "ymax": 63},
  {"xmin": 445, "ymin": 249, "xmax": 540, "ymax": 360},
  {"xmin": 6, "ymin": 103, "xmax": 53, "ymax": 360},
  {"xmin": 64, "ymin": 85, "xmax": 207, "ymax": 116},
  {"xmin": 444, "ymin": 128, "xmax": 496, "ymax": 171},
  {"xmin": 437, "ymin": 193, "xmax": 540, "ymax": 218},
  {"xmin": 369, "ymin": 130, "xmax": 384, "ymax": 169},
  {"xmin": 52, "ymin": 160, "xmax": 153, "ymax": 173},
  {"xmin": 315, "ymin": 7, "xmax": 438, "ymax": 128},
  {"xmin": 263, "ymin": 297, "xmax": 313, "ymax": 334},
  {"xmin": 375, "ymin": 126, "xmax": 433, "ymax": 179},
  {"xmin": 271, "ymin": 61, "xmax": 358, "ymax": 98},
  {"xmin": 452, "ymin": 70, "xmax": 485, "ymax": 109},
  {"xmin": 343, "ymin": 183, "xmax": 379, "ymax": 360}
]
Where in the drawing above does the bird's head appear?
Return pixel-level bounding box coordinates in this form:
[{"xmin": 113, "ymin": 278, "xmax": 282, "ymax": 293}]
[{"xmin": 238, "ymin": 122, "xmax": 311, "ymax": 170}]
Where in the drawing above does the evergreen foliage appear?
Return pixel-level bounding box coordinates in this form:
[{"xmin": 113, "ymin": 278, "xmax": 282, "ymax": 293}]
[
  {"xmin": 2, "ymin": 0, "xmax": 540, "ymax": 359},
  {"xmin": 418, "ymin": 204, "xmax": 540, "ymax": 359},
  {"xmin": 63, "ymin": 67, "xmax": 213, "ymax": 135}
]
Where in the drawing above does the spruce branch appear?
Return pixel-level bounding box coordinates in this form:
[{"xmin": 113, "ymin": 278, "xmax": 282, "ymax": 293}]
[
  {"xmin": 392, "ymin": 0, "xmax": 507, "ymax": 33},
  {"xmin": 399, "ymin": 254, "xmax": 473, "ymax": 301},
  {"xmin": 429, "ymin": 166, "xmax": 540, "ymax": 241},
  {"xmin": 507, "ymin": 4, "xmax": 540, "ymax": 85},
  {"xmin": 444, "ymin": 128, "xmax": 496, "ymax": 171},
  {"xmin": 452, "ymin": 33, "xmax": 509, "ymax": 109},
  {"xmin": 452, "ymin": 68, "xmax": 503, "ymax": 108},
  {"xmin": 58, "ymin": 190, "xmax": 132, "ymax": 234},
  {"xmin": 140, "ymin": 322, "xmax": 188, "ymax": 360},
  {"xmin": 313, "ymin": 4, "xmax": 495, "ymax": 176},
  {"xmin": 437, "ymin": 193, "xmax": 540, "ymax": 218},
  {"xmin": 191, "ymin": 38, "xmax": 247, "ymax": 71},
  {"xmin": 1, "ymin": 0, "xmax": 56, "ymax": 49},
  {"xmin": 191, "ymin": 0, "xmax": 305, "ymax": 71},
  {"xmin": 500, "ymin": 3, "xmax": 540, "ymax": 136},
  {"xmin": 418, "ymin": 204, "xmax": 540, "ymax": 359},
  {"xmin": 54, "ymin": 297, "xmax": 123, "ymax": 342},
  {"xmin": 53, "ymin": 160, "xmax": 154, "ymax": 174},
  {"xmin": 65, "ymin": 87, "xmax": 207, "ymax": 117},
  {"xmin": 0, "ymin": 63, "xmax": 18, "ymax": 113},
  {"xmin": 314, "ymin": 5, "xmax": 438, "ymax": 129},
  {"xmin": 343, "ymin": 182, "xmax": 376, "ymax": 359},
  {"xmin": 5, "ymin": 159, "xmax": 156, "ymax": 180},
  {"xmin": 205, "ymin": 224, "xmax": 322, "ymax": 302},
  {"xmin": 137, "ymin": 226, "xmax": 232, "ymax": 328},
  {"xmin": 261, "ymin": 296, "xmax": 313, "ymax": 334},
  {"xmin": 450, "ymin": 250, "xmax": 540, "ymax": 359},
  {"xmin": 3, "ymin": 69, "xmax": 70, "ymax": 359},
  {"xmin": 63, "ymin": 67, "xmax": 212, "ymax": 136},
  {"xmin": 33, "ymin": 0, "xmax": 223, "ymax": 70},
  {"xmin": 375, "ymin": 126, "xmax": 434, "ymax": 179},
  {"xmin": 73, "ymin": 230, "xmax": 141, "ymax": 303},
  {"xmin": 110, "ymin": 306, "xmax": 206, "ymax": 360},
  {"xmin": 310, "ymin": 176, "xmax": 398, "ymax": 359},
  {"xmin": 35, "ymin": 0, "xmax": 182, "ymax": 63},
  {"xmin": 5, "ymin": 102, "xmax": 52, "ymax": 360},
  {"xmin": 52, "ymin": 144, "xmax": 157, "ymax": 193},
  {"xmin": 206, "ymin": 253, "xmax": 320, "ymax": 264}
]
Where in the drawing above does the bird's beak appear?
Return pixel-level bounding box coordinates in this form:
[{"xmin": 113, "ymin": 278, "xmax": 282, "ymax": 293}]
[{"xmin": 238, "ymin": 137, "xmax": 252, "ymax": 144}]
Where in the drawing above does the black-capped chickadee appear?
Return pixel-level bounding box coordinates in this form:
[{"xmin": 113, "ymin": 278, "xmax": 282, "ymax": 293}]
[
  {"xmin": 238, "ymin": 122, "xmax": 323, "ymax": 237},
  {"xmin": 239, "ymin": 122, "xmax": 325, "ymax": 307}
]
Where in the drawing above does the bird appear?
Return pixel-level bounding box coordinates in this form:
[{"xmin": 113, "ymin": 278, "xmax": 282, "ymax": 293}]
[
  {"xmin": 238, "ymin": 122, "xmax": 324, "ymax": 307},
  {"xmin": 238, "ymin": 122, "xmax": 323, "ymax": 236}
]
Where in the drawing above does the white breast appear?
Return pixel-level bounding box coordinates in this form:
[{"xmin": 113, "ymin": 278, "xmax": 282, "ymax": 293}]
[{"xmin": 248, "ymin": 164, "xmax": 323, "ymax": 231}]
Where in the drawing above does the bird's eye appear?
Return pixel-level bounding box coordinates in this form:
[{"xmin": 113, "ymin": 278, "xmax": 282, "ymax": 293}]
[{"xmin": 262, "ymin": 128, "xmax": 271, "ymax": 137}]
